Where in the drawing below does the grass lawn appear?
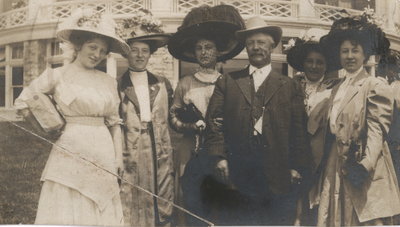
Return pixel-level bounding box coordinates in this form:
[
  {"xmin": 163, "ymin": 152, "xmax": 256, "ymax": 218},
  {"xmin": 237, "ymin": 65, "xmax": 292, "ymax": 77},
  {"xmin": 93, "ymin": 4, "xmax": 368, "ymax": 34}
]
[{"xmin": 0, "ymin": 121, "xmax": 51, "ymax": 224}]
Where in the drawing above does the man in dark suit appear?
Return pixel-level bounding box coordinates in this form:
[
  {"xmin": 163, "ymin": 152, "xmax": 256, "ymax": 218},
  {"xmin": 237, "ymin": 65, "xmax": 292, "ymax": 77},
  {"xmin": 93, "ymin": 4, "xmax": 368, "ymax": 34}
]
[{"xmin": 204, "ymin": 16, "xmax": 311, "ymax": 225}]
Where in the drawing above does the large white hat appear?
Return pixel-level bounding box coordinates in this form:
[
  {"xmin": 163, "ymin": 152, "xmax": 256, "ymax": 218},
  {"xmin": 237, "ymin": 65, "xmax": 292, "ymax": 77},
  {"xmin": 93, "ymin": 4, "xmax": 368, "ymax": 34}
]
[
  {"xmin": 56, "ymin": 8, "xmax": 130, "ymax": 56},
  {"xmin": 236, "ymin": 16, "xmax": 282, "ymax": 46}
]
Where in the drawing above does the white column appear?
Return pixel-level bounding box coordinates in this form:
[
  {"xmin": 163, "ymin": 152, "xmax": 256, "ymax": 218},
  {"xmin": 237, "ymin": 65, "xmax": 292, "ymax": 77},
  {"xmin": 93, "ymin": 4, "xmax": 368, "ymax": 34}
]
[
  {"xmin": 298, "ymin": 0, "xmax": 318, "ymax": 20},
  {"xmin": 107, "ymin": 54, "xmax": 117, "ymax": 78}
]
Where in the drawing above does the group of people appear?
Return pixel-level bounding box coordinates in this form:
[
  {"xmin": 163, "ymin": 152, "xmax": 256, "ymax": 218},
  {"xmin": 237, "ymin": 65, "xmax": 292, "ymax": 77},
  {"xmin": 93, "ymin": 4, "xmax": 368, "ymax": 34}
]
[{"xmin": 13, "ymin": 4, "xmax": 400, "ymax": 227}]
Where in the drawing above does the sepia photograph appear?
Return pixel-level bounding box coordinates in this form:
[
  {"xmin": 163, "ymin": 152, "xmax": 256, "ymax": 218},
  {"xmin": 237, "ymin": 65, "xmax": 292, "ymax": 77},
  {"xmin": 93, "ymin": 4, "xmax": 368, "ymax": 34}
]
[{"xmin": 0, "ymin": 0, "xmax": 400, "ymax": 226}]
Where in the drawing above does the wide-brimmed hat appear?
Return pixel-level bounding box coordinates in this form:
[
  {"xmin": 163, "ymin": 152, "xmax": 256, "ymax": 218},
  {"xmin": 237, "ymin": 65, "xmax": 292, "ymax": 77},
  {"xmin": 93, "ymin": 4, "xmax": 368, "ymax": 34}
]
[
  {"xmin": 118, "ymin": 9, "xmax": 170, "ymax": 52},
  {"xmin": 56, "ymin": 8, "xmax": 130, "ymax": 56},
  {"xmin": 286, "ymin": 28, "xmax": 329, "ymax": 72},
  {"xmin": 168, "ymin": 5, "xmax": 245, "ymax": 63},
  {"xmin": 320, "ymin": 11, "xmax": 390, "ymax": 70},
  {"xmin": 236, "ymin": 16, "xmax": 282, "ymax": 46}
]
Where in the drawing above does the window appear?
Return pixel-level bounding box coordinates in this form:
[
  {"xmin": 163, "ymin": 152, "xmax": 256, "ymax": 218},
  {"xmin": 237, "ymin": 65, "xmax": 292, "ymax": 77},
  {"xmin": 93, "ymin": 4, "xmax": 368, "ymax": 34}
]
[
  {"xmin": 51, "ymin": 41, "xmax": 62, "ymax": 56},
  {"xmin": 47, "ymin": 39, "xmax": 64, "ymax": 69},
  {"xmin": 11, "ymin": 43, "xmax": 23, "ymax": 59},
  {"xmin": 0, "ymin": 67, "xmax": 5, "ymax": 107},
  {"xmin": 11, "ymin": 67, "xmax": 23, "ymax": 103},
  {"xmin": 0, "ymin": 47, "xmax": 5, "ymax": 62}
]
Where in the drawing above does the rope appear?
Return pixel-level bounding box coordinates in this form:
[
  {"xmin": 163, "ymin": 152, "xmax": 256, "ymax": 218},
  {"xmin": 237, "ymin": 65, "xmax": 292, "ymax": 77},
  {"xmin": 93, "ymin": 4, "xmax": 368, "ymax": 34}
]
[{"xmin": 0, "ymin": 114, "xmax": 214, "ymax": 227}]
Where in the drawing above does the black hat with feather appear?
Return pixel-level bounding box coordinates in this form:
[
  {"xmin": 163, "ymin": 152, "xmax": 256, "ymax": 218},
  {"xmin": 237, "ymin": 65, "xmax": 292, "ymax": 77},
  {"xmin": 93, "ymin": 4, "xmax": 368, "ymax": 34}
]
[
  {"xmin": 320, "ymin": 10, "xmax": 390, "ymax": 70},
  {"xmin": 168, "ymin": 5, "xmax": 245, "ymax": 63}
]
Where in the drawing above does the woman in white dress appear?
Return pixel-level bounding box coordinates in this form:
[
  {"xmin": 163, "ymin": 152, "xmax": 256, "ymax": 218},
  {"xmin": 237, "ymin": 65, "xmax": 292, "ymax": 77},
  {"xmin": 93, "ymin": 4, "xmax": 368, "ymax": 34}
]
[{"xmin": 14, "ymin": 9, "xmax": 129, "ymax": 226}]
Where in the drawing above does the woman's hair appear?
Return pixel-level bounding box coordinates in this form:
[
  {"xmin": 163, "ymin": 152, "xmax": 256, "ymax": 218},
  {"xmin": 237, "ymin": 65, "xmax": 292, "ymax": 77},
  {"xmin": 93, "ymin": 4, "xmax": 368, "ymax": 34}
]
[
  {"xmin": 68, "ymin": 30, "xmax": 111, "ymax": 62},
  {"xmin": 303, "ymin": 45, "xmax": 326, "ymax": 63},
  {"xmin": 339, "ymin": 36, "xmax": 372, "ymax": 63},
  {"xmin": 123, "ymin": 40, "xmax": 157, "ymax": 58}
]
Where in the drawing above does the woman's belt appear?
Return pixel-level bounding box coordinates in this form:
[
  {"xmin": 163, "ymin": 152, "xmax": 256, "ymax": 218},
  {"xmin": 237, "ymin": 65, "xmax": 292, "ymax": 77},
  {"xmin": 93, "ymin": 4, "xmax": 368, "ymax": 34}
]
[{"xmin": 65, "ymin": 116, "xmax": 105, "ymax": 126}]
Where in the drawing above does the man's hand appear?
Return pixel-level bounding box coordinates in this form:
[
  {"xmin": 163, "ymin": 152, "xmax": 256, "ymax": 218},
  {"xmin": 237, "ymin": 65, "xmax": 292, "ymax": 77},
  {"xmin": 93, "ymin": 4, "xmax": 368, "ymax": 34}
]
[
  {"xmin": 215, "ymin": 159, "xmax": 229, "ymax": 184},
  {"xmin": 195, "ymin": 120, "xmax": 206, "ymax": 130},
  {"xmin": 290, "ymin": 169, "xmax": 302, "ymax": 185}
]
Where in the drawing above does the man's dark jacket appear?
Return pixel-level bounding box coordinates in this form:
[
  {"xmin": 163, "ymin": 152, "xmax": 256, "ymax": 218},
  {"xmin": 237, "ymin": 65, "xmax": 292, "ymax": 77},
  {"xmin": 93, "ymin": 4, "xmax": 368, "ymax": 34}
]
[{"xmin": 205, "ymin": 67, "xmax": 311, "ymax": 195}]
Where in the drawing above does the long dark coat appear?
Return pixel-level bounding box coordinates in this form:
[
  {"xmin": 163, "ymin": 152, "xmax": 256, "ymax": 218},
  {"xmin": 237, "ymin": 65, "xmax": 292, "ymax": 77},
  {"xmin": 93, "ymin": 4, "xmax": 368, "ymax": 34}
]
[{"xmin": 205, "ymin": 67, "xmax": 311, "ymax": 196}]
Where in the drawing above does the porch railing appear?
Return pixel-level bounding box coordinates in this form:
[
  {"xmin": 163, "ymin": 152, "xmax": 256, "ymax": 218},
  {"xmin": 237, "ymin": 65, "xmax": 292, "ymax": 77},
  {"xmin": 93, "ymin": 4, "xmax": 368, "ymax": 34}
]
[{"xmin": 1, "ymin": 0, "xmax": 393, "ymax": 32}]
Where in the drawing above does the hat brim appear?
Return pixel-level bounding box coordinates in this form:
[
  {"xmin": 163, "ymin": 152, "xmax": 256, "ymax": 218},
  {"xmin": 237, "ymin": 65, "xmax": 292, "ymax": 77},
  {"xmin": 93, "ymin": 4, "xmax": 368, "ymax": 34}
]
[
  {"xmin": 126, "ymin": 33, "xmax": 171, "ymax": 50},
  {"xmin": 57, "ymin": 28, "xmax": 130, "ymax": 56},
  {"xmin": 236, "ymin": 26, "xmax": 282, "ymax": 46},
  {"xmin": 168, "ymin": 21, "xmax": 244, "ymax": 63}
]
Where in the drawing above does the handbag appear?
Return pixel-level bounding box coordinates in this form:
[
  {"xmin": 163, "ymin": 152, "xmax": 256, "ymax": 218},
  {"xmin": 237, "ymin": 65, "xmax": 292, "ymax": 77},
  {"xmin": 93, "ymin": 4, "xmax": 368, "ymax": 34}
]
[
  {"xmin": 25, "ymin": 92, "xmax": 65, "ymax": 133},
  {"xmin": 175, "ymin": 103, "xmax": 204, "ymax": 123}
]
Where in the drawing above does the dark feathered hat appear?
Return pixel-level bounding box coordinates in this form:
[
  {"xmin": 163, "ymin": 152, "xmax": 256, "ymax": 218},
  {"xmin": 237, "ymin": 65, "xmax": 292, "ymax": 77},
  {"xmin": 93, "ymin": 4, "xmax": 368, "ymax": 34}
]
[
  {"xmin": 286, "ymin": 28, "xmax": 329, "ymax": 72},
  {"xmin": 168, "ymin": 5, "xmax": 245, "ymax": 63},
  {"xmin": 320, "ymin": 11, "xmax": 390, "ymax": 70}
]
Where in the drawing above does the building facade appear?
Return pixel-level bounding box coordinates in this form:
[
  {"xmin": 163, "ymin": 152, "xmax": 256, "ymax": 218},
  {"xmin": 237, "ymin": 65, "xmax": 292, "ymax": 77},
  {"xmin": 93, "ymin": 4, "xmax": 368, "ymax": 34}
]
[{"xmin": 0, "ymin": 0, "xmax": 399, "ymax": 120}]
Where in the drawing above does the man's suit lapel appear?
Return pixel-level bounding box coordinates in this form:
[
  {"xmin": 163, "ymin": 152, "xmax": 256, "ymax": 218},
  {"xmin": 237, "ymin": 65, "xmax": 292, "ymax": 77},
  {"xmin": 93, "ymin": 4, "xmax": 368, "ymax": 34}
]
[
  {"xmin": 234, "ymin": 67, "xmax": 253, "ymax": 105},
  {"xmin": 262, "ymin": 72, "xmax": 287, "ymax": 106},
  {"xmin": 234, "ymin": 67, "xmax": 287, "ymax": 106},
  {"xmin": 120, "ymin": 70, "xmax": 140, "ymax": 113}
]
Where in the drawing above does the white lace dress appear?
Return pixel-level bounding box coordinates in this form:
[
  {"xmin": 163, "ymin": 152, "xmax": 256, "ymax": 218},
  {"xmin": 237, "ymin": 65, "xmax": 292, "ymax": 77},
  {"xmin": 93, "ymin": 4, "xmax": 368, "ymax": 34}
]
[{"xmin": 15, "ymin": 65, "xmax": 124, "ymax": 226}]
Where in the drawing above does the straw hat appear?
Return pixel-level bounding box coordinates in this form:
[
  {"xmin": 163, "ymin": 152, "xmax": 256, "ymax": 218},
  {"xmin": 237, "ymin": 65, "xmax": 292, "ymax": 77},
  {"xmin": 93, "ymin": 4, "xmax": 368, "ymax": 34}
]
[
  {"xmin": 320, "ymin": 12, "xmax": 390, "ymax": 70},
  {"xmin": 286, "ymin": 28, "xmax": 329, "ymax": 72},
  {"xmin": 56, "ymin": 8, "xmax": 130, "ymax": 56},
  {"xmin": 168, "ymin": 5, "xmax": 245, "ymax": 63},
  {"xmin": 236, "ymin": 16, "xmax": 282, "ymax": 46},
  {"xmin": 118, "ymin": 9, "xmax": 171, "ymax": 52}
]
